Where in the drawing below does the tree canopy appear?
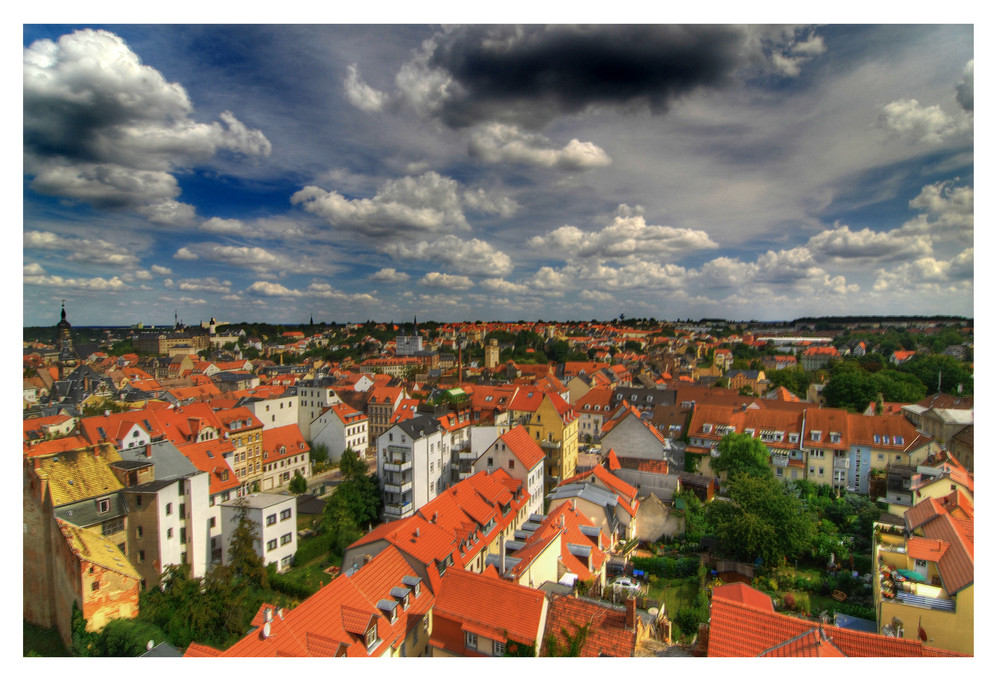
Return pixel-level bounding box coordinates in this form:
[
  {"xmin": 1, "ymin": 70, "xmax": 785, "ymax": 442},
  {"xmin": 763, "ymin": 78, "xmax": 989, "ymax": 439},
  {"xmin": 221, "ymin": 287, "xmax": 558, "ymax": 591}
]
[
  {"xmin": 710, "ymin": 433, "xmax": 773, "ymax": 479},
  {"xmin": 706, "ymin": 473, "xmax": 816, "ymax": 567}
]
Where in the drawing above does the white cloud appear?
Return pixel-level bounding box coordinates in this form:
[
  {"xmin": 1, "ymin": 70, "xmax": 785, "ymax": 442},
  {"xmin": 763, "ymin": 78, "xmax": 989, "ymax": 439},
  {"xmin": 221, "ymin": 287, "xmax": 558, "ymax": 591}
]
[
  {"xmin": 528, "ymin": 266, "xmax": 571, "ymax": 291},
  {"xmin": 807, "ymin": 223, "xmax": 933, "ymax": 262},
  {"xmin": 344, "ymin": 64, "xmax": 388, "ymax": 112},
  {"xmin": 24, "ymin": 269, "xmax": 128, "ymax": 291},
  {"xmin": 900, "ymin": 181, "xmax": 974, "ymax": 245},
  {"xmin": 151, "ymin": 265, "xmax": 172, "ymax": 276},
  {"xmin": 292, "ymin": 171, "xmax": 472, "ymax": 236},
  {"xmin": 175, "ymin": 277, "xmax": 233, "ymax": 293},
  {"xmin": 462, "ymin": 187, "xmax": 519, "ymax": 217},
  {"xmin": 480, "ymin": 278, "xmax": 529, "ymax": 294},
  {"xmin": 370, "ymin": 267, "xmax": 410, "ymax": 283},
  {"xmin": 247, "ymin": 281, "xmax": 298, "ymax": 297},
  {"xmin": 468, "ymin": 123, "xmax": 612, "ymax": 170},
  {"xmin": 23, "ymin": 29, "xmax": 269, "ymax": 216},
  {"xmin": 380, "ymin": 235, "xmax": 513, "ymax": 276},
  {"xmin": 528, "ymin": 210, "xmax": 717, "ymax": 260},
  {"xmin": 201, "ymin": 217, "xmax": 246, "ymax": 235},
  {"xmin": 24, "ymin": 230, "xmax": 141, "ymax": 266},
  {"xmin": 581, "ymin": 259, "xmax": 686, "ymax": 291},
  {"xmin": 878, "ymin": 98, "xmax": 969, "ymax": 144},
  {"xmin": 873, "ymin": 249, "xmax": 973, "ymax": 291},
  {"xmin": 419, "ymin": 272, "xmax": 474, "ymax": 290},
  {"xmin": 174, "ymin": 247, "xmax": 199, "ymax": 260}
]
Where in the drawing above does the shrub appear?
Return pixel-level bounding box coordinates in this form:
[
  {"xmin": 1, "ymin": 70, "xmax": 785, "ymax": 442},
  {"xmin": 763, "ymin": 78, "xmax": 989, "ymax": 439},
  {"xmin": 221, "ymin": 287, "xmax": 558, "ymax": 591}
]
[
  {"xmin": 674, "ymin": 608, "xmax": 702, "ymax": 636},
  {"xmin": 293, "ymin": 532, "xmax": 333, "ymax": 565},
  {"xmin": 783, "ymin": 593, "xmax": 796, "ymax": 610}
]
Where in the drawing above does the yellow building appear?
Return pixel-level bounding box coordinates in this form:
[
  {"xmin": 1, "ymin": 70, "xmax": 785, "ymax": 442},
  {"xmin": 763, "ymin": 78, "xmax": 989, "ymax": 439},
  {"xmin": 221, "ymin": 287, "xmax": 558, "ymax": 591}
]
[
  {"xmin": 217, "ymin": 408, "xmax": 265, "ymax": 494},
  {"xmin": 523, "ymin": 392, "xmax": 579, "ymax": 494},
  {"xmin": 873, "ymin": 494, "xmax": 973, "ymax": 655}
]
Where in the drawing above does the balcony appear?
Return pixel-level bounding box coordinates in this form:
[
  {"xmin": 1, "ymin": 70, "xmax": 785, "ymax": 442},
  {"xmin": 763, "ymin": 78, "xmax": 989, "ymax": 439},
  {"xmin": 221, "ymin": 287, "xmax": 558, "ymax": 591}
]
[
  {"xmin": 383, "ymin": 501, "xmax": 414, "ymax": 518},
  {"xmin": 834, "ymin": 456, "xmax": 849, "ymax": 469},
  {"xmin": 383, "ymin": 458, "xmax": 412, "ymax": 473},
  {"xmin": 458, "ymin": 450, "xmax": 478, "ymax": 461},
  {"xmin": 383, "ymin": 480, "xmax": 413, "ymax": 495},
  {"xmin": 772, "ymin": 454, "xmax": 789, "ymax": 467}
]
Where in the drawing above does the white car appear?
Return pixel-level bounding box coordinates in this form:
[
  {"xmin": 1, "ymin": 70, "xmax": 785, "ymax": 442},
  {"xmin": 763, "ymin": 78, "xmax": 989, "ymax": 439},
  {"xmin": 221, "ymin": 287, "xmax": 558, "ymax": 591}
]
[{"xmin": 609, "ymin": 576, "xmax": 642, "ymax": 595}]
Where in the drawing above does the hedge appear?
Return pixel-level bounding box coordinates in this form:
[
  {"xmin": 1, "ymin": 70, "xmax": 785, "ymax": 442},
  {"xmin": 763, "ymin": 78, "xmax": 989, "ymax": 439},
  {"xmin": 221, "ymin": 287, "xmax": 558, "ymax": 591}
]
[{"xmin": 631, "ymin": 555, "xmax": 701, "ymax": 579}]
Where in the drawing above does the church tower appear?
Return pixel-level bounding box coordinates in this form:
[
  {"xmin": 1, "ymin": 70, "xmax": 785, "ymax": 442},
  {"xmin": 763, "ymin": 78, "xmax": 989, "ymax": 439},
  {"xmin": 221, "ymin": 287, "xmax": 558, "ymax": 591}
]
[{"xmin": 56, "ymin": 300, "xmax": 79, "ymax": 379}]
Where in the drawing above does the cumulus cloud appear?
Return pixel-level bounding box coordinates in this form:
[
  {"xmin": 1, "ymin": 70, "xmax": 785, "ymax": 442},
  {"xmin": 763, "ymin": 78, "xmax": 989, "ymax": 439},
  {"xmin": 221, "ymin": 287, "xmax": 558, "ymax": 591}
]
[
  {"xmin": 807, "ymin": 223, "xmax": 933, "ymax": 262},
  {"xmin": 369, "ymin": 267, "xmax": 410, "ymax": 283},
  {"xmin": 23, "ymin": 263, "xmax": 128, "ymax": 291},
  {"xmin": 23, "ymin": 29, "xmax": 270, "ymax": 216},
  {"xmin": 292, "ymin": 171, "xmax": 473, "ymax": 236},
  {"xmin": 24, "ymin": 230, "xmax": 141, "ymax": 266},
  {"xmin": 873, "ymin": 249, "xmax": 973, "ymax": 291},
  {"xmin": 462, "ymin": 187, "xmax": 519, "ymax": 217},
  {"xmin": 170, "ymin": 277, "xmax": 233, "ymax": 293},
  {"xmin": 468, "ymin": 123, "xmax": 612, "ymax": 170},
  {"xmin": 380, "ymin": 235, "xmax": 513, "ymax": 276},
  {"xmin": 580, "ymin": 259, "xmax": 687, "ymax": 291},
  {"xmin": 344, "ymin": 64, "xmax": 389, "ymax": 112},
  {"xmin": 878, "ymin": 98, "xmax": 970, "ymax": 144},
  {"xmin": 174, "ymin": 247, "xmax": 199, "ymax": 260},
  {"xmin": 380, "ymin": 25, "xmax": 820, "ymax": 130},
  {"xmin": 150, "ymin": 265, "xmax": 172, "ymax": 276},
  {"xmin": 419, "ymin": 272, "xmax": 474, "ymax": 290},
  {"xmin": 480, "ymin": 278, "xmax": 530, "ymax": 294},
  {"xmin": 899, "ymin": 181, "xmax": 974, "ymax": 245},
  {"xmin": 527, "ymin": 209, "xmax": 717, "ymax": 260}
]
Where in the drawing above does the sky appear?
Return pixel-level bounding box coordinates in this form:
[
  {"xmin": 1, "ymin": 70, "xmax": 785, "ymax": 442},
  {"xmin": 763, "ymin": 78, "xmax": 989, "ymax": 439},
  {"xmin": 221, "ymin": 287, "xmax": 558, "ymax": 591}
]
[{"xmin": 21, "ymin": 22, "xmax": 975, "ymax": 327}]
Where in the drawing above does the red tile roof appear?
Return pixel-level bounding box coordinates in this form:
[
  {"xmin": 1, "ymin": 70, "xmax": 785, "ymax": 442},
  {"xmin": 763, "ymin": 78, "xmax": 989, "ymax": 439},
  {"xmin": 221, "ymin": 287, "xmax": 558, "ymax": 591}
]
[
  {"xmin": 433, "ymin": 567, "xmax": 547, "ymax": 648},
  {"xmin": 708, "ymin": 584, "xmax": 964, "ymax": 657},
  {"xmin": 498, "ymin": 425, "xmax": 545, "ymax": 470},
  {"xmin": 542, "ymin": 595, "xmax": 637, "ymax": 657}
]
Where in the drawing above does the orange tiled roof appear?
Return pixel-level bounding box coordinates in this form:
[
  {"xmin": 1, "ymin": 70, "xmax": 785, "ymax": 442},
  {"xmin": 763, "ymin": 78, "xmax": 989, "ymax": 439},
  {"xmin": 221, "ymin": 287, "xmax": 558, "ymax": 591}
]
[
  {"xmin": 178, "ymin": 439, "xmax": 239, "ymax": 495},
  {"xmin": 542, "ymin": 595, "xmax": 636, "ymax": 657},
  {"xmin": 498, "ymin": 425, "xmax": 545, "ymax": 470},
  {"xmin": 433, "ymin": 567, "xmax": 546, "ymax": 648},
  {"xmin": 262, "ymin": 424, "xmax": 310, "ymax": 463},
  {"xmin": 708, "ymin": 584, "xmax": 964, "ymax": 657}
]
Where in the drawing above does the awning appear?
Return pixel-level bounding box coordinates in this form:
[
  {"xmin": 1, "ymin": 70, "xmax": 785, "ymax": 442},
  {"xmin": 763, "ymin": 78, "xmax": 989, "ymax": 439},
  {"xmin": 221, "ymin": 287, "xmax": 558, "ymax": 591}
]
[{"xmin": 896, "ymin": 569, "xmax": 926, "ymax": 582}]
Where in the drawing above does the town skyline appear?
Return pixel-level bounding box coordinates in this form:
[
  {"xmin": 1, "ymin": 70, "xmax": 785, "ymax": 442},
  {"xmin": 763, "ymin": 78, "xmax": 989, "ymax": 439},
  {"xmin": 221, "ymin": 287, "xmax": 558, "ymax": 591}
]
[{"xmin": 23, "ymin": 24, "xmax": 974, "ymax": 327}]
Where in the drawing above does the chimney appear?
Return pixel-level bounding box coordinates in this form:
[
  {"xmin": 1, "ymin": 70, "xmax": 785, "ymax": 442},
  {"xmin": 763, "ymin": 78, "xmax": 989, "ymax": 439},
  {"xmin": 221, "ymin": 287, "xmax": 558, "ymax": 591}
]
[
  {"xmin": 625, "ymin": 597, "xmax": 637, "ymax": 629},
  {"xmin": 146, "ymin": 444, "xmax": 153, "ymax": 459}
]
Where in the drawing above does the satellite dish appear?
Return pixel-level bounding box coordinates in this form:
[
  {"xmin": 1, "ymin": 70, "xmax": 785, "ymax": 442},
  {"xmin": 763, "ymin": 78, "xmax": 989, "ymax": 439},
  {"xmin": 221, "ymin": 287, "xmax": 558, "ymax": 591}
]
[
  {"xmin": 146, "ymin": 640, "xmax": 154, "ymax": 651},
  {"xmin": 262, "ymin": 621, "xmax": 271, "ymax": 639}
]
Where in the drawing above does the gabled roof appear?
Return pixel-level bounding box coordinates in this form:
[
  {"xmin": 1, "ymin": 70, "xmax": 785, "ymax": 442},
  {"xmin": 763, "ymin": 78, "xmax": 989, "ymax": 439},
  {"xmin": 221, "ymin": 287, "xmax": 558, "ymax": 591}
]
[
  {"xmin": 31, "ymin": 444, "xmax": 123, "ymax": 506},
  {"xmin": 559, "ymin": 462, "xmax": 638, "ymax": 508},
  {"xmin": 542, "ymin": 595, "xmax": 637, "ymax": 657},
  {"xmin": 708, "ymin": 584, "xmax": 964, "ymax": 657},
  {"xmin": 56, "ymin": 518, "xmax": 140, "ymax": 580},
  {"xmin": 432, "ymin": 567, "xmax": 546, "ymax": 648},
  {"xmin": 262, "ymin": 424, "xmax": 310, "ymax": 463},
  {"xmin": 178, "ymin": 439, "xmax": 239, "ymax": 495},
  {"xmin": 219, "ymin": 545, "xmax": 432, "ymax": 657},
  {"xmin": 497, "ymin": 425, "xmax": 545, "ymax": 470}
]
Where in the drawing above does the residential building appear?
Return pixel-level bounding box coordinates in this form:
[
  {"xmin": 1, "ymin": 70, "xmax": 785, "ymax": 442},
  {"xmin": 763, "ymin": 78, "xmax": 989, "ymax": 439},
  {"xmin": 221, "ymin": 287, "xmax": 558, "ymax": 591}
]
[
  {"xmin": 800, "ymin": 345, "xmax": 840, "ymax": 372},
  {"xmin": 547, "ymin": 463, "xmax": 639, "ymax": 543},
  {"xmin": 238, "ymin": 387, "xmax": 299, "ymax": 431},
  {"xmin": 573, "ymin": 387, "xmax": 614, "ymax": 443},
  {"xmin": 518, "ymin": 390, "xmax": 579, "ymax": 495},
  {"xmin": 375, "ymin": 408, "xmax": 471, "ymax": 522},
  {"xmin": 367, "ymin": 384, "xmax": 408, "ymax": 441},
  {"xmin": 471, "ymin": 425, "xmax": 546, "ymax": 518},
  {"xmin": 219, "ymin": 493, "xmax": 297, "ymax": 573},
  {"xmin": 259, "ymin": 424, "xmax": 312, "ymax": 491},
  {"xmin": 310, "ymin": 401, "xmax": 369, "ymax": 464},
  {"xmin": 600, "ymin": 403, "xmax": 667, "ymax": 462},
  {"xmin": 296, "ymin": 376, "xmax": 342, "ymax": 439},
  {"xmin": 873, "ymin": 494, "xmax": 974, "ymax": 655},
  {"xmin": 428, "ymin": 567, "xmax": 548, "ymax": 657}
]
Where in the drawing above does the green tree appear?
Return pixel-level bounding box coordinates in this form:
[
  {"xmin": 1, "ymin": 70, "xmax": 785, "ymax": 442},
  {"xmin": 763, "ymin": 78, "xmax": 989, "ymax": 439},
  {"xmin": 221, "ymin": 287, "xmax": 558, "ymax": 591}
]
[
  {"xmin": 822, "ymin": 366, "xmax": 873, "ymax": 412},
  {"xmin": 289, "ymin": 470, "xmax": 307, "ymax": 494},
  {"xmin": 899, "ymin": 354, "xmax": 973, "ymax": 395},
  {"xmin": 70, "ymin": 601, "xmax": 96, "ymax": 656},
  {"xmin": 706, "ymin": 474, "xmax": 816, "ymax": 567},
  {"xmin": 710, "ymin": 433, "xmax": 772, "ymax": 479},
  {"xmin": 226, "ymin": 497, "xmax": 269, "ymax": 591},
  {"xmin": 91, "ymin": 618, "xmax": 169, "ymax": 657},
  {"xmin": 321, "ymin": 490, "xmax": 363, "ymax": 553}
]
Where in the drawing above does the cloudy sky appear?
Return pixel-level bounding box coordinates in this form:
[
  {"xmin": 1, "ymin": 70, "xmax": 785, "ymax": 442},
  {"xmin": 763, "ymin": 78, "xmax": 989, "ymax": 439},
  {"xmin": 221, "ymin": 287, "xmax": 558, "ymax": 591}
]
[{"xmin": 22, "ymin": 23, "xmax": 974, "ymax": 327}]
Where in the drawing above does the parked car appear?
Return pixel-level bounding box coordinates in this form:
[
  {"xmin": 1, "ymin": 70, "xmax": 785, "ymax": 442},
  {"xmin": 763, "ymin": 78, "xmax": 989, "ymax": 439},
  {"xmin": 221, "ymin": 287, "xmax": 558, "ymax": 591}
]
[{"xmin": 608, "ymin": 575, "xmax": 642, "ymax": 595}]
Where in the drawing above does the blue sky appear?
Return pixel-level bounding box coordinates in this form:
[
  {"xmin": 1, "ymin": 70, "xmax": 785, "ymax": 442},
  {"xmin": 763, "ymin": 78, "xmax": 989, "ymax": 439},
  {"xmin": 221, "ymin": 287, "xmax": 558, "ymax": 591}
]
[{"xmin": 22, "ymin": 23, "xmax": 974, "ymax": 327}]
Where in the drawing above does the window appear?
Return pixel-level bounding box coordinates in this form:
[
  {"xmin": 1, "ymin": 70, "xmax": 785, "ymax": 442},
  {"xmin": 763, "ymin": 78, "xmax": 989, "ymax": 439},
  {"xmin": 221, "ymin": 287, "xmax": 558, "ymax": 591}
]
[
  {"xmin": 487, "ymin": 457, "xmax": 494, "ymax": 467},
  {"xmin": 166, "ymin": 503, "xmax": 173, "ymax": 515},
  {"xmin": 92, "ymin": 581, "xmax": 100, "ymax": 592},
  {"xmin": 266, "ymin": 514, "xmax": 277, "ymax": 526},
  {"xmin": 180, "ymin": 528, "xmax": 187, "ymax": 544},
  {"xmin": 135, "ymin": 495, "xmax": 142, "ymax": 508},
  {"xmin": 509, "ymin": 459, "xmax": 515, "ymax": 469},
  {"xmin": 493, "ymin": 640, "xmax": 505, "ymax": 656},
  {"xmin": 210, "ymin": 517, "xmax": 216, "ymax": 528},
  {"xmin": 137, "ymin": 526, "xmax": 143, "ymax": 538},
  {"xmin": 365, "ymin": 625, "xmax": 378, "ymax": 649},
  {"xmin": 221, "ymin": 491, "xmax": 230, "ymax": 502},
  {"xmin": 819, "ymin": 467, "xmax": 825, "ymax": 476},
  {"xmin": 466, "ymin": 632, "xmax": 478, "ymax": 649},
  {"xmin": 280, "ymin": 508, "xmax": 292, "ymax": 521},
  {"xmin": 98, "ymin": 498, "xmax": 110, "ymax": 514},
  {"xmin": 167, "ymin": 528, "xmax": 173, "ymax": 539},
  {"xmin": 102, "ymin": 518, "xmax": 123, "ymax": 536},
  {"xmin": 138, "ymin": 550, "xmax": 145, "ymax": 563},
  {"xmin": 281, "ymin": 533, "xmax": 292, "ymax": 545},
  {"xmin": 267, "ymin": 539, "xmax": 278, "ymax": 551}
]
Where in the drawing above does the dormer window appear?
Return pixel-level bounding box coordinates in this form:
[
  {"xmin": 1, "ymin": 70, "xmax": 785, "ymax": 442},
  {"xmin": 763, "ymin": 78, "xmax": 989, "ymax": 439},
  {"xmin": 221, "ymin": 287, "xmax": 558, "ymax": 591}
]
[
  {"xmin": 365, "ymin": 623, "xmax": 378, "ymax": 649},
  {"xmin": 830, "ymin": 432, "xmax": 841, "ymax": 444},
  {"xmin": 810, "ymin": 430, "xmax": 821, "ymax": 441},
  {"xmin": 702, "ymin": 424, "xmax": 712, "ymax": 434},
  {"xmin": 98, "ymin": 498, "xmax": 110, "ymax": 514}
]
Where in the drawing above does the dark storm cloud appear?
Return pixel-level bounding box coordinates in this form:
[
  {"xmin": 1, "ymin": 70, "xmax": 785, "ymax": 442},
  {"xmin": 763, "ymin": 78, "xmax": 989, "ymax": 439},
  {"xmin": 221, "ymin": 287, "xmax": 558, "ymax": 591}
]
[{"xmin": 428, "ymin": 25, "xmax": 750, "ymax": 129}]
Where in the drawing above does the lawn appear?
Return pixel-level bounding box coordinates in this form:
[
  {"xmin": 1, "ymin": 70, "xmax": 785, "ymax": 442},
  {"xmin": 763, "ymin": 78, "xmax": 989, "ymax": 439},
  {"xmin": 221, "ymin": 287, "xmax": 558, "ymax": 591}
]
[
  {"xmin": 646, "ymin": 578, "xmax": 700, "ymax": 619},
  {"xmin": 23, "ymin": 621, "xmax": 69, "ymax": 657}
]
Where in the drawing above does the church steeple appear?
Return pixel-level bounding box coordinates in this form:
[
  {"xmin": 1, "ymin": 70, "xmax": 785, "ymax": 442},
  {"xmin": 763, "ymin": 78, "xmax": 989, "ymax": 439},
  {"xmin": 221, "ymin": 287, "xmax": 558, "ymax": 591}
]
[{"xmin": 56, "ymin": 300, "xmax": 78, "ymax": 378}]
